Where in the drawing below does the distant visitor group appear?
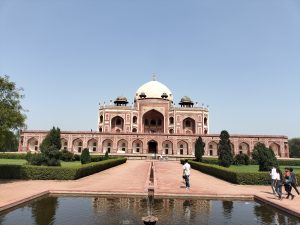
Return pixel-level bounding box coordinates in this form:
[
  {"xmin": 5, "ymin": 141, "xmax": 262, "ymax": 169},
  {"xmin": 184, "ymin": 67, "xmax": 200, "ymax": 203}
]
[{"xmin": 270, "ymin": 167, "xmax": 299, "ymax": 200}]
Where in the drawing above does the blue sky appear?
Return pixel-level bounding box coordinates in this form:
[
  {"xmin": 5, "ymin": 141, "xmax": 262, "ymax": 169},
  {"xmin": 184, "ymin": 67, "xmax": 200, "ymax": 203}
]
[{"xmin": 0, "ymin": 0, "xmax": 299, "ymax": 138}]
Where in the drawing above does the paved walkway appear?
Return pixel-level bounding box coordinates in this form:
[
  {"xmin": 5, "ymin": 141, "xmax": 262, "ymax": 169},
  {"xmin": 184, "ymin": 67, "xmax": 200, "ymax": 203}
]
[{"xmin": 0, "ymin": 160, "xmax": 299, "ymax": 217}]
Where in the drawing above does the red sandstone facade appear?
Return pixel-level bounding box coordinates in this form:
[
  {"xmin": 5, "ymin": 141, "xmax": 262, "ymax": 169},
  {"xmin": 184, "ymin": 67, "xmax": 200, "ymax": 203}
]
[{"xmin": 18, "ymin": 79, "xmax": 289, "ymax": 158}]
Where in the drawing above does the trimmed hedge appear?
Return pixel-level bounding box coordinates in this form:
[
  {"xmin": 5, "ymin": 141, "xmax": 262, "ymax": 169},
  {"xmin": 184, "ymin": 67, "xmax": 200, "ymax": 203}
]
[
  {"xmin": 184, "ymin": 157, "xmax": 300, "ymax": 167},
  {"xmin": 182, "ymin": 160, "xmax": 300, "ymax": 185},
  {"xmin": 0, "ymin": 152, "xmax": 27, "ymax": 159},
  {"xmin": 278, "ymin": 159, "xmax": 300, "ymax": 167},
  {"xmin": 0, "ymin": 158, "xmax": 127, "ymax": 180}
]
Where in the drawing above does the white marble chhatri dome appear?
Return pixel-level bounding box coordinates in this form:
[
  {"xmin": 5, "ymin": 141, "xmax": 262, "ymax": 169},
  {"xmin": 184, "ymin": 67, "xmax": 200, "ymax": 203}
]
[{"xmin": 135, "ymin": 80, "xmax": 173, "ymax": 101}]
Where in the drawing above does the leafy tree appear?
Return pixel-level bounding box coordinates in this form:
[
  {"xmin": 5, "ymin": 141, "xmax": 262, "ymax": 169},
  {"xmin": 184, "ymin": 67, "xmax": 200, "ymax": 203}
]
[
  {"xmin": 252, "ymin": 143, "xmax": 278, "ymax": 171},
  {"xmin": 218, "ymin": 130, "xmax": 233, "ymax": 167},
  {"xmin": 27, "ymin": 127, "xmax": 61, "ymax": 166},
  {"xmin": 40, "ymin": 127, "xmax": 62, "ymax": 151},
  {"xmin": 81, "ymin": 148, "xmax": 91, "ymax": 164},
  {"xmin": 289, "ymin": 138, "xmax": 300, "ymax": 158},
  {"xmin": 195, "ymin": 136, "xmax": 205, "ymax": 162},
  {"xmin": 0, "ymin": 75, "xmax": 26, "ymax": 151}
]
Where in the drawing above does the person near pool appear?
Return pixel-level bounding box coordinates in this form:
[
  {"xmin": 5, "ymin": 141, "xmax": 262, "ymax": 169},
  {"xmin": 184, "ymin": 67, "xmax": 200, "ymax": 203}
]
[{"xmin": 182, "ymin": 159, "xmax": 191, "ymax": 190}]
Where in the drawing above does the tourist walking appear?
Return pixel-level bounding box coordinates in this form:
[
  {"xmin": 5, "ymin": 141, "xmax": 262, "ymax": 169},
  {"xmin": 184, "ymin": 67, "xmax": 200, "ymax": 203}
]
[
  {"xmin": 284, "ymin": 168, "xmax": 295, "ymax": 200},
  {"xmin": 182, "ymin": 159, "xmax": 191, "ymax": 190},
  {"xmin": 270, "ymin": 166, "xmax": 277, "ymax": 195},
  {"xmin": 274, "ymin": 168, "xmax": 283, "ymax": 200},
  {"xmin": 290, "ymin": 168, "xmax": 299, "ymax": 196}
]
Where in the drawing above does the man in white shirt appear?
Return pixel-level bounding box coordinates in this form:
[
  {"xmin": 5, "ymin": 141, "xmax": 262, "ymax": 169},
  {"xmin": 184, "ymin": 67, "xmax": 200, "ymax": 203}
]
[
  {"xmin": 270, "ymin": 166, "xmax": 277, "ymax": 195},
  {"xmin": 183, "ymin": 159, "xmax": 191, "ymax": 190}
]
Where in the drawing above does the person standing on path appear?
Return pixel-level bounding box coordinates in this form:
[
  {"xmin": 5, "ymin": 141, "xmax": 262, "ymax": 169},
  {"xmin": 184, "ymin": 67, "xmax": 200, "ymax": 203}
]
[
  {"xmin": 270, "ymin": 166, "xmax": 277, "ymax": 195},
  {"xmin": 274, "ymin": 168, "xmax": 283, "ymax": 200},
  {"xmin": 284, "ymin": 168, "xmax": 295, "ymax": 200},
  {"xmin": 183, "ymin": 159, "xmax": 191, "ymax": 190},
  {"xmin": 290, "ymin": 168, "xmax": 300, "ymax": 197}
]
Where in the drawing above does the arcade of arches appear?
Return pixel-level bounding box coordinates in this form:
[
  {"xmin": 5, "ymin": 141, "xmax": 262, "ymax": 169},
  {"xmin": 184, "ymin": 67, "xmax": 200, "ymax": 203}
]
[{"xmin": 24, "ymin": 135, "xmax": 287, "ymax": 157}]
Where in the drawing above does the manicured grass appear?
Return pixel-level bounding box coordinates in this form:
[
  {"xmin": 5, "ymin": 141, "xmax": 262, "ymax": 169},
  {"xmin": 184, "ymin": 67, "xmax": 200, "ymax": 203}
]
[
  {"xmin": 60, "ymin": 161, "xmax": 82, "ymax": 167},
  {"xmin": 0, "ymin": 159, "xmax": 82, "ymax": 168},
  {"xmin": 0, "ymin": 159, "xmax": 26, "ymax": 165},
  {"xmin": 228, "ymin": 165, "xmax": 300, "ymax": 173}
]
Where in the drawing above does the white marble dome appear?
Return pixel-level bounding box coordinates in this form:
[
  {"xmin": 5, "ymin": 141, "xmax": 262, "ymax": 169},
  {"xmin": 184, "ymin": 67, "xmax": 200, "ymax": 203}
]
[{"xmin": 135, "ymin": 80, "xmax": 173, "ymax": 101}]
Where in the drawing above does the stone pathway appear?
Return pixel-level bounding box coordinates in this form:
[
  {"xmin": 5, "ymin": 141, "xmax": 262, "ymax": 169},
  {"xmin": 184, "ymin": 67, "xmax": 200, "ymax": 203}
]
[{"xmin": 0, "ymin": 160, "xmax": 299, "ymax": 217}]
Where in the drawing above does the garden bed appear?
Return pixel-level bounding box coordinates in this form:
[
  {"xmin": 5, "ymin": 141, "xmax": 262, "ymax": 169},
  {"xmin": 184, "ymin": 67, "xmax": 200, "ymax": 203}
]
[
  {"xmin": 182, "ymin": 160, "xmax": 300, "ymax": 185},
  {"xmin": 0, "ymin": 158, "xmax": 127, "ymax": 180}
]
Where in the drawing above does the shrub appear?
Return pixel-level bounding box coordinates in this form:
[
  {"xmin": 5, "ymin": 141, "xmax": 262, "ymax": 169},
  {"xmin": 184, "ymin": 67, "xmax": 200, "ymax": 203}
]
[
  {"xmin": 218, "ymin": 130, "xmax": 233, "ymax": 167},
  {"xmin": 104, "ymin": 150, "xmax": 109, "ymax": 160},
  {"xmin": 233, "ymin": 153, "xmax": 250, "ymax": 165},
  {"xmin": 26, "ymin": 152, "xmax": 46, "ymax": 166},
  {"xmin": 91, "ymin": 155, "xmax": 104, "ymax": 162},
  {"xmin": 39, "ymin": 127, "xmax": 62, "ymax": 166},
  {"xmin": 252, "ymin": 143, "xmax": 278, "ymax": 171},
  {"xmin": 74, "ymin": 154, "xmax": 81, "ymax": 161},
  {"xmin": 0, "ymin": 158, "xmax": 127, "ymax": 180},
  {"xmin": 195, "ymin": 137, "xmax": 205, "ymax": 162},
  {"xmin": 81, "ymin": 148, "xmax": 91, "ymax": 164},
  {"xmin": 60, "ymin": 150, "xmax": 75, "ymax": 162}
]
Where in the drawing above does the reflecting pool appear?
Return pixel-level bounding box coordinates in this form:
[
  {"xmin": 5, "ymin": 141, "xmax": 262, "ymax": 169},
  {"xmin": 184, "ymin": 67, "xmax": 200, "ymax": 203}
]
[{"xmin": 0, "ymin": 196, "xmax": 299, "ymax": 225}]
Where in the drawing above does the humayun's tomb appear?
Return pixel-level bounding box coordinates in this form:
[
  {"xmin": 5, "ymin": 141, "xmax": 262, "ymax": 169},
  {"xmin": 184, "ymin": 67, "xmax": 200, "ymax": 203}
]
[{"xmin": 18, "ymin": 78, "xmax": 289, "ymax": 158}]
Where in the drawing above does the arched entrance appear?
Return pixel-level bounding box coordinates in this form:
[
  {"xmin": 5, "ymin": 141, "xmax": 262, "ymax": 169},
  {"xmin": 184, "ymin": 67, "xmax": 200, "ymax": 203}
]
[
  {"xmin": 143, "ymin": 109, "xmax": 164, "ymax": 133},
  {"xmin": 148, "ymin": 140, "xmax": 157, "ymax": 154}
]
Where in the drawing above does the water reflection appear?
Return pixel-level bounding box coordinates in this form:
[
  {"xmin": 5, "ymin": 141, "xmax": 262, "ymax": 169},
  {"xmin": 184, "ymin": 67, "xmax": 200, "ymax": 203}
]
[
  {"xmin": 31, "ymin": 197, "xmax": 58, "ymax": 225},
  {"xmin": 222, "ymin": 201, "xmax": 233, "ymax": 219},
  {"xmin": 0, "ymin": 197, "xmax": 299, "ymax": 225}
]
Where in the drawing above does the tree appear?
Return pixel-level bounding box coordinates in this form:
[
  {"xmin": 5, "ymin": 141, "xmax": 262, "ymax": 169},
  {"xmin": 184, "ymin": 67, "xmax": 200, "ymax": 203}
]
[
  {"xmin": 0, "ymin": 75, "xmax": 26, "ymax": 151},
  {"xmin": 35, "ymin": 127, "xmax": 61, "ymax": 166},
  {"xmin": 81, "ymin": 148, "xmax": 91, "ymax": 164},
  {"xmin": 252, "ymin": 143, "xmax": 278, "ymax": 171},
  {"xmin": 289, "ymin": 138, "xmax": 300, "ymax": 158},
  {"xmin": 195, "ymin": 136, "xmax": 205, "ymax": 162},
  {"xmin": 218, "ymin": 130, "xmax": 233, "ymax": 167}
]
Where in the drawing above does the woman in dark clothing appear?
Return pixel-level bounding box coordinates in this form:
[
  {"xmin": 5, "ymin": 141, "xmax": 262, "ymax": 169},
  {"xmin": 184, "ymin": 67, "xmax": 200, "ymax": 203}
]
[
  {"xmin": 290, "ymin": 168, "xmax": 299, "ymax": 196},
  {"xmin": 284, "ymin": 169, "xmax": 295, "ymax": 200}
]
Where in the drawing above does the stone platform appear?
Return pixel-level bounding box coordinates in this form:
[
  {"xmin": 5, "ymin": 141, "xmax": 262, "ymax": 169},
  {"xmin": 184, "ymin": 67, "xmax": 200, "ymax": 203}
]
[{"xmin": 0, "ymin": 160, "xmax": 299, "ymax": 217}]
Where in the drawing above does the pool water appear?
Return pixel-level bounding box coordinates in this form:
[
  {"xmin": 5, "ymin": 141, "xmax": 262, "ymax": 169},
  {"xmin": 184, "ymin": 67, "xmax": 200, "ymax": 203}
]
[{"xmin": 0, "ymin": 196, "xmax": 299, "ymax": 225}]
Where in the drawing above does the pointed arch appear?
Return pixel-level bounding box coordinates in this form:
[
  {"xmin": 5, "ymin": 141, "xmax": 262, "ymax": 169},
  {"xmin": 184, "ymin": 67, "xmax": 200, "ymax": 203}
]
[
  {"xmin": 207, "ymin": 141, "xmax": 218, "ymax": 156},
  {"xmin": 88, "ymin": 138, "xmax": 98, "ymax": 152},
  {"xmin": 132, "ymin": 139, "xmax": 143, "ymax": 153},
  {"xmin": 102, "ymin": 139, "xmax": 113, "ymax": 153},
  {"xmin": 162, "ymin": 140, "xmax": 173, "ymax": 155},
  {"xmin": 111, "ymin": 116, "xmax": 124, "ymax": 132},
  {"xmin": 72, "ymin": 138, "xmax": 83, "ymax": 153},
  {"xmin": 28, "ymin": 137, "xmax": 39, "ymax": 152},
  {"xmin": 183, "ymin": 117, "xmax": 196, "ymax": 134},
  {"xmin": 143, "ymin": 109, "xmax": 164, "ymax": 133},
  {"xmin": 177, "ymin": 140, "xmax": 188, "ymax": 155},
  {"xmin": 117, "ymin": 139, "xmax": 128, "ymax": 153},
  {"xmin": 269, "ymin": 142, "xmax": 281, "ymax": 157},
  {"xmin": 238, "ymin": 142, "xmax": 250, "ymax": 156}
]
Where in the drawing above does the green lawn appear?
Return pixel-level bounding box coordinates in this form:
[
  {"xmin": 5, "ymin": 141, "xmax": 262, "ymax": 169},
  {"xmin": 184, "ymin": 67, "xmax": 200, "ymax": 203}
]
[
  {"xmin": 0, "ymin": 159, "xmax": 26, "ymax": 165},
  {"xmin": 228, "ymin": 165, "xmax": 300, "ymax": 173},
  {"xmin": 0, "ymin": 159, "xmax": 82, "ymax": 167}
]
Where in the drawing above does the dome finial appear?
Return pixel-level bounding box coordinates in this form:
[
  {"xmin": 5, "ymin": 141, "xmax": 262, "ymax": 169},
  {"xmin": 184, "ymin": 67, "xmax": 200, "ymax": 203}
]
[{"xmin": 152, "ymin": 73, "xmax": 157, "ymax": 81}]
